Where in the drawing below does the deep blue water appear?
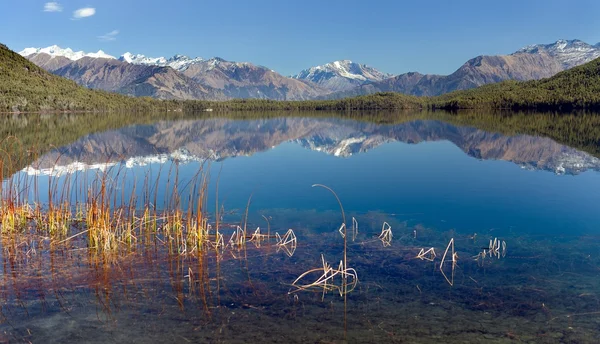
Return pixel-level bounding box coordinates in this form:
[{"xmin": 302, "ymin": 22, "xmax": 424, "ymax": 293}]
[{"xmin": 3, "ymin": 116, "xmax": 600, "ymax": 343}]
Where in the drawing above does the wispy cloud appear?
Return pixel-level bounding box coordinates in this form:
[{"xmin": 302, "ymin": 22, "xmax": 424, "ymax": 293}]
[
  {"xmin": 44, "ymin": 2, "xmax": 62, "ymax": 12},
  {"xmin": 72, "ymin": 7, "xmax": 96, "ymax": 19},
  {"xmin": 98, "ymin": 30, "xmax": 119, "ymax": 42}
]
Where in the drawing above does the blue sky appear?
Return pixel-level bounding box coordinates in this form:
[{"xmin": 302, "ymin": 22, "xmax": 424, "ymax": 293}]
[{"xmin": 1, "ymin": 0, "xmax": 600, "ymax": 76}]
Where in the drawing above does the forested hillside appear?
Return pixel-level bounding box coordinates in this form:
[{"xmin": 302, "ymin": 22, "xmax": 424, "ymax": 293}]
[{"xmin": 430, "ymin": 57, "xmax": 600, "ymax": 110}]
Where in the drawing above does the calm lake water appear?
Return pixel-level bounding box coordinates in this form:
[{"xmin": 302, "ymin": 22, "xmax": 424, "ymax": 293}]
[{"xmin": 2, "ymin": 114, "xmax": 600, "ymax": 343}]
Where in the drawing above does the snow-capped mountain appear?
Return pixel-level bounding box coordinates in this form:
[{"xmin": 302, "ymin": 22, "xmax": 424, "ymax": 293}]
[
  {"xmin": 293, "ymin": 60, "xmax": 393, "ymax": 92},
  {"xmin": 19, "ymin": 45, "xmax": 115, "ymax": 60},
  {"xmin": 20, "ymin": 45, "xmax": 320, "ymax": 100},
  {"xmin": 18, "ymin": 39, "xmax": 600, "ymax": 101},
  {"xmin": 516, "ymin": 39, "xmax": 600, "ymax": 68},
  {"xmin": 119, "ymin": 52, "xmax": 204, "ymax": 71}
]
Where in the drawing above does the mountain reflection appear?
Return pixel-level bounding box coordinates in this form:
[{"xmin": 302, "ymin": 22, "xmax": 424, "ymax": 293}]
[{"xmin": 24, "ymin": 117, "xmax": 600, "ymax": 176}]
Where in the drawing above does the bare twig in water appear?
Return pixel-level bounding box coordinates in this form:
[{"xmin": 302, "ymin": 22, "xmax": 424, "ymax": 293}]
[
  {"xmin": 290, "ymin": 254, "xmax": 358, "ymax": 298},
  {"xmin": 379, "ymin": 222, "xmax": 393, "ymax": 247},
  {"xmin": 416, "ymin": 247, "xmax": 436, "ymax": 262},
  {"xmin": 276, "ymin": 229, "xmax": 297, "ymax": 257},
  {"xmin": 249, "ymin": 227, "xmax": 269, "ymax": 248},
  {"xmin": 338, "ymin": 223, "xmax": 346, "ymax": 238},
  {"xmin": 440, "ymin": 238, "xmax": 457, "ymax": 286},
  {"xmin": 228, "ymin": 225, "xmax": 246, "ymax": 248}
]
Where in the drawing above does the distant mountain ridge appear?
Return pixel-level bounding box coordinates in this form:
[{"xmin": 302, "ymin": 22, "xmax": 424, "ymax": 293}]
[
  {"xmin": 20, "ymin": 46, "xmax": 323, "ymax": 101},
  {"xmin": 18, "ymin": 39, "xmax": 600, "ymax": 101},
  {"xmin": 119, "ymin": 52, "xmax": 205, "ymax": 71},
  {"xmin": 25, "ymin": 53, "xmax": 225, "ymax": 100},
  {"xmin": 20, "ymin": 45, "xmax": 115, "ymax": 60},
  {"xmin": 322, "ymin": 39, "xmax": 600, "ymax": 99}
]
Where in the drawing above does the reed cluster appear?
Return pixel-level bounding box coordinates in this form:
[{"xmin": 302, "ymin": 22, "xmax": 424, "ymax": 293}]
[{"xmin": 0, "ymin": 159, "xmax": 295, "ymax": 262}]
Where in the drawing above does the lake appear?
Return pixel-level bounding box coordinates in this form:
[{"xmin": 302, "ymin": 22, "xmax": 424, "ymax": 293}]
[{"xmin": 1, "ymin": 112, "xmax": 600, "ymax": 343}]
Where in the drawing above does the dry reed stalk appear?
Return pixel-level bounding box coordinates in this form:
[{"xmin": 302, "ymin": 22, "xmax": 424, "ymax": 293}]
[
  {"xmin": 338, "ymin": 222, "xmax": 346, "ymax": 238},
  {"xmin": 228, "ymin": 225, "xmax": 246, "ymax": 248},
  {"xmin": 249, "ymin": 227, "xmax": 269, "ymax": 248},
  {"xmin": 379, "ymin": 222, "xmax": 393, "ymax": 247},
  {"xmin": 289, "ymin": 254, "xmax": 358, "ymax": 298},
  {"xmin": 351, "ymin": 217, "xmax": 358, "ymax": 242},
  {"xmin": 416, "ymin": 247, "xmax": 436, "ymax": 261},
  {"xmin": 275, "ymin": 228, "xmax": 297, "ymax": 257},
  {"xmin": 311, "ymin": 183, "xmax": 350, "ymax": 336},
  {"xmin": 440, "ymin": 238, "xmax": 458, "ymax": 286}
]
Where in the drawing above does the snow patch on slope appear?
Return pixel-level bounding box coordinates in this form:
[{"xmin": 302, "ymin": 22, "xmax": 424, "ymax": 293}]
[{"xmin": 119, "ymin": 52, "xmax": 204, "ymax": 71}]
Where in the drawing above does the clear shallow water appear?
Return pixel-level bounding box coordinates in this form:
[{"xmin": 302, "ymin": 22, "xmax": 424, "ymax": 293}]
[{"xmin": 2, "ymin": 116, "xmax": 600, "ymax": 343}]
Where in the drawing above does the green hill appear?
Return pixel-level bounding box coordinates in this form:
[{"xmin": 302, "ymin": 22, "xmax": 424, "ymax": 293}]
[
  {"xmin": 429, "ymin": 57, "xmax": 600, "ymax": 110},
  {"xmin": 0, "ymin": 43, "xmax": 163, "ymax": 112}
]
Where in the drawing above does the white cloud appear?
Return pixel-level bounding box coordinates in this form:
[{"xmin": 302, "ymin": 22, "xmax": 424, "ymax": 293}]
[
  {"xmin": 98, "ymin": 30, "xmax": 119, "ymax": 42},
  {"xmin": 73, "ymin": 7, "xmax": 96, "ymax": 19},
  {"xmin": 44, "ymin": 2, "xmax": 62, "ymax": 12}
]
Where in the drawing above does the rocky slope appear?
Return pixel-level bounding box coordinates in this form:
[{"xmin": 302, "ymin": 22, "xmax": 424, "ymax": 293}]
[
  {"xmin": 181, "ymin": 58, "xmax": 326, "ymax": 100},
  {"xmin": 517, "ymin": 39, "xmax": 600, "ymax": 69},
  {"xmin": 48, "ymin": 55, "xmax": 225, "ymax": 99}
]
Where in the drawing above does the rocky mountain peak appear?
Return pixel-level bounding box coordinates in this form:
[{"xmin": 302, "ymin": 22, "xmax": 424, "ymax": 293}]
[
  {"xmin": 293, "ymin": 59, "xmax": 393, "ymax": 92},
  {"xmin": 515, "ymin": 39, "xmax": 600, "ymax": 68}
]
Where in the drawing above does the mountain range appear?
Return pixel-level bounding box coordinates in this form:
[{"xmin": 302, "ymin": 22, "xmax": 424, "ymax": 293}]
[
  {"xmin": 18, "ymin": 39, "xmax": 600, "ymax": 101},
  {"xmin": 26, "ymin": 118, "xmax": 600, "ymax": 177},
  {"xmin": 322, "ymin": 40, "xmax": 600, "ymax": 99}
]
